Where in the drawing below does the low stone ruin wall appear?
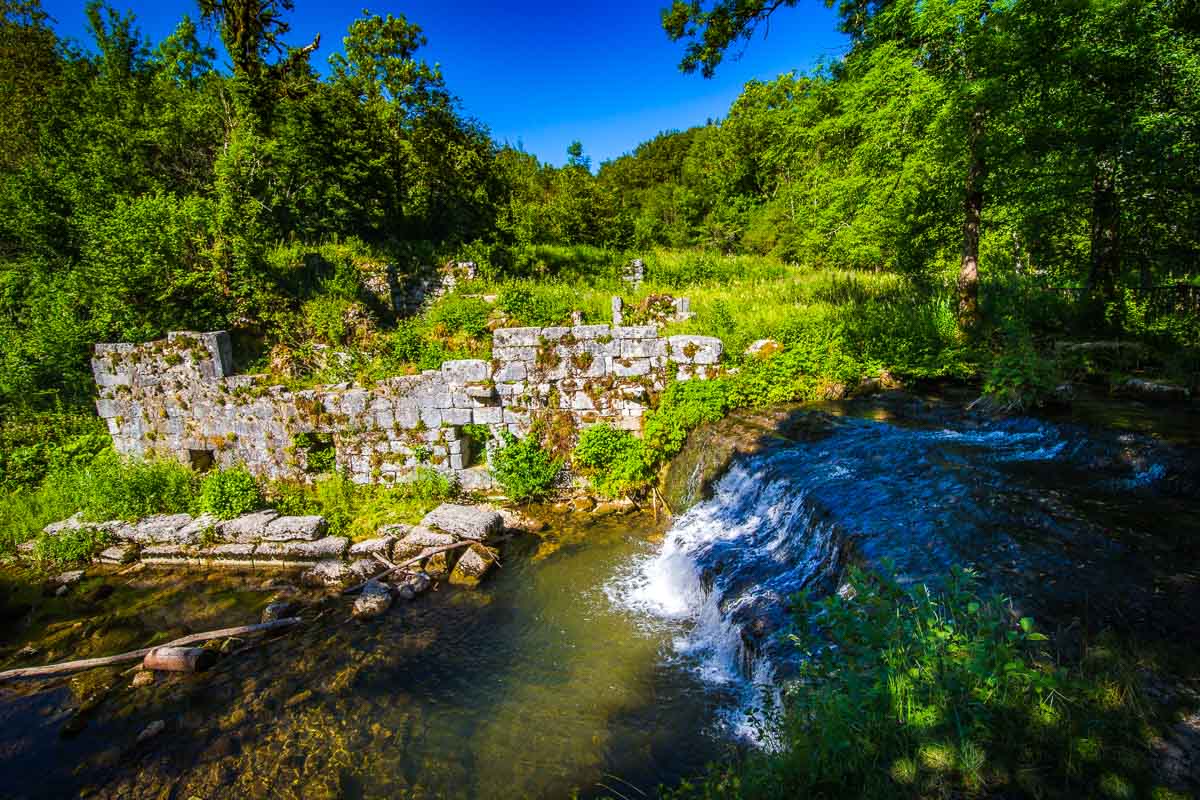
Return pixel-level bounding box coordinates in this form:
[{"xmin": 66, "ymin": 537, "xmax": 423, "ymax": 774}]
[
  {"xmin": 92, "ymin": 325, "xmax": 724, "ymax": 485},
  {"xmin": 36, "ymin": 503, "xmax": 509, "ymax": 592}
]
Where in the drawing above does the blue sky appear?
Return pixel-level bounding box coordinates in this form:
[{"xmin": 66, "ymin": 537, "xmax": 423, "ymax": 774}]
[{"xmin": 40, "ymin": 0, "xmax": 849, "ymax": 166}]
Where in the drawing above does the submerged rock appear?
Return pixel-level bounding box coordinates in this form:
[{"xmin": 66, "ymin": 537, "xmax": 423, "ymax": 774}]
[
  {"xmin": 300, "ymin": 560, "xmax": 356, "ymax": 591},
  {"xmin": 137, "ymin": 720, "xmax": 166, "ymax": 744},
  {"xmin": 261, "ymin": 600, "xmax": 298, "ymax": 623},
  {"xmin": 494, "ymin": 507, "xmax": 547, "ymax": 533},
  {"xmin": 448, "ymin": 543, "xmax": 496, "ymax": 587},
  {"xmin": 352, "ymin": 580, "xmax": 393, "ymax": 619},
  {"xmin": 394, "ymin": 572, "xmax": 432, "ymax": 601},
  {"xmin": 420, "ymin": 504, "xmax": 503, "ymax": 541},
  {"xmin": 52, "ymin": 570, "xmax": 85, "ymax": 588},
  {"xmin": 131, "ymin": 670, "xmax": 155, "ymax": 689}
]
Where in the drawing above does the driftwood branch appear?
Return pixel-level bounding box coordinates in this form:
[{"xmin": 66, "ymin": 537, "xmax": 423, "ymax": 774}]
[
  {"xmin": 0, "ymin": 618, "xmax": 302, "ymax": 682},
  {"xmin": 343, "ymin": 540, "xmax": 476, "ymax": 594}
]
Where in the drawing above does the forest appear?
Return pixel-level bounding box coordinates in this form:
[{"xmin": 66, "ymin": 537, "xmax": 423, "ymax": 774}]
[{"xmin": 1, "ymin": 0, "xmax": 1199, "ymax": 798}]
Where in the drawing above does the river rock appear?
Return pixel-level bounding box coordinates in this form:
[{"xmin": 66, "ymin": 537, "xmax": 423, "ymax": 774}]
[
  {"xmin": 352, "ymin": 580, "xmax": 393, "ymax": 619},
  {"xmin": 129, "ymin": 514, "xmax": 195, "ymax": 545},
  {"xmin": 447, "ymin": 543, "xmax": 495, "ymax": 587},
  {"xmin": 495, "ymin": 507, "xmax": 547, "ymax": 533},
  {"xmin": 420, "ymin": 504, "xmax": 503, "ymax": 541},
  {"xmin": 569, "ymin": 496, "xmax": 595, "ymax": 513},
  {"xmin": 262, "ymin": 515, "xmax": 327, "ymax": 542},
  {"xmin": 131, "ymin": 670, "xmax": 155, "ymax": 688},
  {"xmin": 392, "ymin": 527, "xmax": 456, "ymax": 560},
  {"xmin": 1119, "ymin": 377, "xmax": 1191, "ymax": 402},
  {"xmin": 261, "ymin": 600, "xmax": 297, "ymax": 623},
  {"xmin": 349, "ymin": 535, "xmax": 397, "ymax": 559},
  {"xmin": 52, "ymin": 570, "xmax": 85, "ymax": 587},
  {"xmin": 140, "ymin": 543, "xmax": 194, "ymax": 565},
  {"xmin": 394, "ymin": 572, "xmax": 432, "ymax": 601},
  {"xmin": 137, "ymin": 720, "xmax": 166, "ymax": 744}
]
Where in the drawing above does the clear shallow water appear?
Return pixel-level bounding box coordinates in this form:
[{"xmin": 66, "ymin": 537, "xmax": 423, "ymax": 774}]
[{"xmin": 0, "ymin": 515, "xmax": 729, "ymax": 800}]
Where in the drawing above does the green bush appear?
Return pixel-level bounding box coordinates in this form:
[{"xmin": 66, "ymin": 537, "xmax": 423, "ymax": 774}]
[
  {"xmin": 489, "ymin": 431, "xmax": 562, "ymax": 501},
  {"xmin": 670, "ymin": 566, "xmax": 1163, "ymax": 799},
  {"xmin": 573, "ymin": 424, "xmax": 650, "ymax": 497},
  {"xmin": 426, "ymin": 294, "xmax": 492, "ymax": 339},
  {"xmin": 34, "ymin": 526, "xmax": 110, "ymax": 567},
  {"xmin": 983, "ymin": 329, "xmax": 1059, "ymax": 411},
  {"xmin": 198, "ymin": 465, "xmax": 263, "ymax": 519},
  {"xmin": 643, "ymin": 379, "xmax": 731, "ymax": 462},
  {"xmin": 75, "ymin": 452, "xmax": 199, "ymax": 522}
]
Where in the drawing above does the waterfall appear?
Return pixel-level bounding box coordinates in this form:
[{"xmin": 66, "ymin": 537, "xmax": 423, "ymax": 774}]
[{"xmin": 607, "ymin": 407, "xmax": 1182, "ymax": 747}]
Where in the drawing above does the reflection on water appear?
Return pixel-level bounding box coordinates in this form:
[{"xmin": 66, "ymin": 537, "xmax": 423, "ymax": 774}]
[{"xmin": 0, "ymin": 514, "xmax": 727, "ymax": 800}]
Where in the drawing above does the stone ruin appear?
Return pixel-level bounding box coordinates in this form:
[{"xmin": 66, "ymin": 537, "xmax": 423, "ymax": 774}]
[{"xmin": 91, "ymin": 325, "xmax": 724, "ymax": 487}]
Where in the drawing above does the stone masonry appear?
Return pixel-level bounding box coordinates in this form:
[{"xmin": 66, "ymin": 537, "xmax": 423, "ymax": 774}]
[{"xmin": 91, "ymin": 326, "xmax": 723, "ymax": 486}]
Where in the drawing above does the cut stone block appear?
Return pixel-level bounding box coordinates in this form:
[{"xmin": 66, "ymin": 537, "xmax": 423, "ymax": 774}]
[
  {"xmin": 217, "ymin": 510, "xmax": 280, "ymax": 541},
  {"xmin": 392, "ymin": 527, "xmax": 456, "ymax": 560},
  {"xmin": 130, "ymin": 514, "xmax": 196, "ymax": 545},
  {"xmin": 349, "ymin": 535, "xmax": 397, "ymax": 559},
  {"xmin": 262, "ymin": 515, "xmax": 327, "ymax": 542},
  {"xmin": 256, "ymin": 536, "xmax": 348, "ymax": 564},
  {"xmin": 420, "ymin": 504, "xmax": 503, "ymax": 541}
]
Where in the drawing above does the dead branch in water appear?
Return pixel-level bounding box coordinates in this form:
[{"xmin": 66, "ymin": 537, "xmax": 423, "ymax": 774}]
[{"xmin": 0, "ymin": 618, "xmax": 302, "ymax": 682}]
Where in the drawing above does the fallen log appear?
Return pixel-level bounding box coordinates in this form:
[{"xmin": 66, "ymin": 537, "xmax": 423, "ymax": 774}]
[
  {"xmin": 0, "ymin": 618, "xmax": 302, "ymax": 682},
  {"xmin": 343, "ymin": 540, "xmax": 476, "ymax": 595},
  {"xmin": 142, "ymin": 646, "xmax": 217, "ymax": 673}
]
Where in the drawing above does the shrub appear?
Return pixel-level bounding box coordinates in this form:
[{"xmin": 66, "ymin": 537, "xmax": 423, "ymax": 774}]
[
  {"xmin": 34, "ymin": 526, "xmax": 110, "ymax": 567},
  {"xmin": 198, "ymin": 465, "xmax": 263, "ymax": 519},
  {"xmin": 642, "ymin": 379, "xmax": 731, "ymax": 462},
  {"xmin": 983, "ymin": 329, "xmax": 1059, "ymax": 412},
  {"xmin": 75, "ymin": 452, "xmax": 198, "ymax": 522},
  {"xmin": 426, "ymin": 294, "xmax": 492, "ymax": 339},
  {"xmin": 573, "ymin": 424, "xmax": 650, "ymax": 497},
  {"xmin": 671, "ymin": 566, "xmax": 1161, "ymax": 799},
  {"xmin": 489, "ymin": 431, "xmax": 561, "ymax": 501}
]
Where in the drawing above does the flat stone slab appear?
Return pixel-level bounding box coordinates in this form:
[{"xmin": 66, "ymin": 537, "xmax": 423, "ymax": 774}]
[
  {"xmin": 256, "ymin": 536, "xmax": 348, "ymax": 564},
  {"xmin": 262, "ymin": 515, "xmax": 327, "ymax": 542},
  {"xmin": 202, "ymin": 542, "xmax": 258, "ymax": 563},
  {"xmin": 177, "ymin": 514, "xmax": 221, "ymax": 541},
  {"xmin": 130, "ymin": 514, "xmax": 196, "ymax": 545},
  {"xmin": 141, "ymin": 543, "xmax": 194, "ymax": 564},
  {"xmin": 392, "ymin": 527, "xmax": 456, "ymax": 561},
  {"xmin": 349, "ymin": 535, "xmax": 396, "ymax": 559},
  {"xmin": 419, "ymin": 504, "xmax": 503, "ymax": 541},
  {"xmin": 97, "ymin": 543, "xmax": 138, "ymax": 564},
  {"xmin": 217, "ymin": 510, "xmax": 280, "ymax": 541}
]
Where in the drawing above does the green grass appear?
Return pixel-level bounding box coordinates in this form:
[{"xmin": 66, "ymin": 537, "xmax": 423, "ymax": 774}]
[{"xmin": 666, "ymin": 565, "xmax": 1185, "ymax": 800}]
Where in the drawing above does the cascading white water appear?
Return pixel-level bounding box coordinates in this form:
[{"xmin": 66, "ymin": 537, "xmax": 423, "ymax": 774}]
[
  {"xmin": 606, "ymin": 408, "xmax": 1183, "ymax": 750},
  {"xmin": 608, "ymin": 459, "xmax": 841, "ymax": 745}
]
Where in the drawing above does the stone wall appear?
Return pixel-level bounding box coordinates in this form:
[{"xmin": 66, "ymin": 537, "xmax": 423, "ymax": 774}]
[{"xmin": 92, "ymin": 325, "xmax": 724, "ymax": 486}]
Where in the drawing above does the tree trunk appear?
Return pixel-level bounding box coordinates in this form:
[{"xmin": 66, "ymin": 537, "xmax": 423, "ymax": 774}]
[
  {"xmin": 1086, "ymin": 151, "xmax": 1120, "ymax": 302},
  {"xmin": 957, "ymin": 109, "xmax": 986, "ymax": 332}
]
